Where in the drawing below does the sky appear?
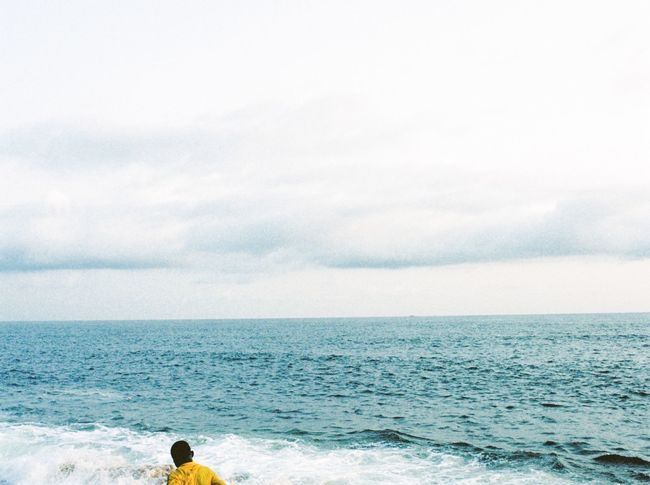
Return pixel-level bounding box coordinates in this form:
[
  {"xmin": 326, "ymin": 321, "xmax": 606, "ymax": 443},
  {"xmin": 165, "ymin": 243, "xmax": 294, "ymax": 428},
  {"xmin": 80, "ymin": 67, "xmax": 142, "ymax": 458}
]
[{"xmin": 1, "ymin": 0, "xmax": 649, "ymax": 320}]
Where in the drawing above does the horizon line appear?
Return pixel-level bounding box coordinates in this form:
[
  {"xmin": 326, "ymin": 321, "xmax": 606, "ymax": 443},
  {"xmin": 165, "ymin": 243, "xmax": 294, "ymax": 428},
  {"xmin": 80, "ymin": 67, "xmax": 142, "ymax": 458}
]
[{"xmin": 1, "ymin": 310, "xmax": 649, "ymax": 324}]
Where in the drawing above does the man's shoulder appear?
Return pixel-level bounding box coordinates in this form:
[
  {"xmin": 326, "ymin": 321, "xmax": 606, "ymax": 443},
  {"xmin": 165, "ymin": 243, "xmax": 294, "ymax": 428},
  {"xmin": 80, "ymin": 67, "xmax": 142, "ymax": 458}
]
[
  {"xmin": 197, "ymin": 462, "xmax": 226, "ymax": 484},
  {"xmin": 195, "ymin": 462, "xmax": 217, "ymax": 474},
  {"xmin": 167, "ymin": 466, "xmax": 185, "ymax": 484}
]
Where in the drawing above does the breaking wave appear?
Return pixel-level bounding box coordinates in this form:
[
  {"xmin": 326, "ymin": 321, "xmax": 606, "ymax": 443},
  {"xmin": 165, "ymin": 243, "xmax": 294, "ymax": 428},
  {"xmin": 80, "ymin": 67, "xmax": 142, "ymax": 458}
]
[{"xmin": 0, "ymin": 422, "xmax": 576, "ymax": 484}]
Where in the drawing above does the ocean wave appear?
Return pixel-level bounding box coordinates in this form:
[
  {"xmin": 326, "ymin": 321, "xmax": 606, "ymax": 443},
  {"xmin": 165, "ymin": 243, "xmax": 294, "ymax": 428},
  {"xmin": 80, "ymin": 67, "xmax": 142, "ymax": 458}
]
[
  {"xmin": 338, "ymin": 428, "xmax": 432, "ymax": 445},
  {"xmin": 0, "ymin": 422, "xmax": 577, "ymax": 484},
  {"xmin": 594, "ymin": 454, "xmax": 650, "ymax": 467}
]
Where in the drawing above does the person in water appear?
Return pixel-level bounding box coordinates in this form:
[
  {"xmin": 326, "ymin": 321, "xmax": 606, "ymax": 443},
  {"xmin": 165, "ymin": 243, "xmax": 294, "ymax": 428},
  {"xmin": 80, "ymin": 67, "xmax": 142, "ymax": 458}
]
[{"xmin": 168, "ymin": 440, "xmax": 227, "ymax": 485}]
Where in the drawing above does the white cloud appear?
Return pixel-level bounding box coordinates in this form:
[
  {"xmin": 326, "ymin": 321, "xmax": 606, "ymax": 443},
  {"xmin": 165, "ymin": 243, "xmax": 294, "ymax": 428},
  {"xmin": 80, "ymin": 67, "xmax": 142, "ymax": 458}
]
[
  {"xmin": 2, "ymin": 114, "xmax": 648, "ymax": 275},
  {"xmin": 0, "ymin": 0, "xmax": 648, "ymax": 317}
]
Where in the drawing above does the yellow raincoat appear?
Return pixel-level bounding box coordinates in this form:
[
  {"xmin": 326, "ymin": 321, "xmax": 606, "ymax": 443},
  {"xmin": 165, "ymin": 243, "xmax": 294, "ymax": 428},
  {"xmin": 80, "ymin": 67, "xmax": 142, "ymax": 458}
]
[{"xmin": 167, "ymin": 461, "xmax": 227, "ymax": 485}]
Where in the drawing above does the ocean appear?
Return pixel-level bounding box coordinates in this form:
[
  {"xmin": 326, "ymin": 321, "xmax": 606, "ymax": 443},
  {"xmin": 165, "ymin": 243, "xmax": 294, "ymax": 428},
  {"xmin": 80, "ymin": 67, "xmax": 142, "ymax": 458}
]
[{"xmin": 0, "ymin": 314, "xmax": 648, "ymax": 484}]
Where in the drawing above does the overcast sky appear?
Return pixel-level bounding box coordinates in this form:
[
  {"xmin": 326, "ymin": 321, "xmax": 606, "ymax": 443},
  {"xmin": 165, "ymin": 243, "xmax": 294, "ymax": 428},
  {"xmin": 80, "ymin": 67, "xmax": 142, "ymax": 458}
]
[{"xmin": 1, "ymin": 0, "xmax": 649, "ymax": 320}]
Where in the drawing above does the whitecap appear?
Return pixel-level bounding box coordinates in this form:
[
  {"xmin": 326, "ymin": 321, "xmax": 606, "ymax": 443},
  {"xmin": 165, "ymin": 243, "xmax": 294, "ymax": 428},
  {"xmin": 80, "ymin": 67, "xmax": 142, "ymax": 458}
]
[{"xmin": 0, "ymin": 422, "xmax": 578, "ymax": 484}]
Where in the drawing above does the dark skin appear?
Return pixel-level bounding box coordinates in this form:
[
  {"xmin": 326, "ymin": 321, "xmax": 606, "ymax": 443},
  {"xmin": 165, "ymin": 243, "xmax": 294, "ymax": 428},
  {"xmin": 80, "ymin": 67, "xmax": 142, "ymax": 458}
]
[{"xmin": 172, "ymin": 450, "xmax": 194, "ymax": 468}]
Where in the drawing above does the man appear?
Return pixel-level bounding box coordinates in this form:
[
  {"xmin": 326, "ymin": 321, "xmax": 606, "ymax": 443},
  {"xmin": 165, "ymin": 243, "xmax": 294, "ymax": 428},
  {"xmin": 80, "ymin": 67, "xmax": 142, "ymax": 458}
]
[{"xmin": 168, "ymin": 440, "xmax": 228, "ymax": 485}]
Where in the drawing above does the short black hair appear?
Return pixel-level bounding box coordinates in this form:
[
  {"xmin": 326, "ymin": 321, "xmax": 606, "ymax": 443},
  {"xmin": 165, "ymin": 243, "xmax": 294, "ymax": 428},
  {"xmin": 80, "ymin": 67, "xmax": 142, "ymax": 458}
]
[{"xmin": 170, "ymin": 440, "xmax": 192, "ymax": 462}]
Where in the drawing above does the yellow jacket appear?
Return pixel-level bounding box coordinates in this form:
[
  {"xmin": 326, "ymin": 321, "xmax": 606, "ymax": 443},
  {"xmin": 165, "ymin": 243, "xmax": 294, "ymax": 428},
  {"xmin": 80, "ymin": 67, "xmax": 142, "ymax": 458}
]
[{"xmin": 167, "ymin": 461, "xmax": 227, "ymax": 485}]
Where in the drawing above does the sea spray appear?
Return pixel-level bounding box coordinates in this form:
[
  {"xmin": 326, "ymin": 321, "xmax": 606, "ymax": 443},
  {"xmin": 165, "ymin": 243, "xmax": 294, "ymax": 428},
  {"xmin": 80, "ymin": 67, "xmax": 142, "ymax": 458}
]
[{"xmin": 0, "ymin": 422, "xmax": 574, "ymax": 484}]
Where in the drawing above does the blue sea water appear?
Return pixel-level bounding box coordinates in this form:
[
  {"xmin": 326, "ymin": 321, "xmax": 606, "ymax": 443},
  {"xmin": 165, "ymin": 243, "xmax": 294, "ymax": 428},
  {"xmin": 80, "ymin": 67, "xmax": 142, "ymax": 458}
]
[{"xmin": 0, "ymin": 314, "xmax": 649, "ymax": 484}]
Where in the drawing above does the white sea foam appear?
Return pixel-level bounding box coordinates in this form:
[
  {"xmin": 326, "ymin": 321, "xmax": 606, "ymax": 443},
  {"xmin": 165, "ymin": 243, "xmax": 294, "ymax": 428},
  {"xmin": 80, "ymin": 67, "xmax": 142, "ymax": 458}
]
[{"xmin": 0, "ymin": 422, "xmax": 577, "ymax": 484}]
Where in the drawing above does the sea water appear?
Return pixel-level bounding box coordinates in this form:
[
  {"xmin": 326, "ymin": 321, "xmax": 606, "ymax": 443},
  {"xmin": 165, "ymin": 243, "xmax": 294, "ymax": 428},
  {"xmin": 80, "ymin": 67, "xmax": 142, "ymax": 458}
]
[{"xmin": 0, "ymin": 314, "xmax": 648, "ymax": 484}]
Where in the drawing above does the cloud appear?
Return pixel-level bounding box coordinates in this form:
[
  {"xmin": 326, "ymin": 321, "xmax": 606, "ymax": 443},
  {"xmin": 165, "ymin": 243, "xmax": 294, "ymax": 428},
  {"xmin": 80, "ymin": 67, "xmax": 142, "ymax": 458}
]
[
  {"xmin": 0, "ymin": 123, "xmax": 232, "ymax": 170},
  {"xmin": 1, "ymin": 102, "xmax": 649, "ymax": 275},
  {"xmin": 189, "ymin": 221, "xmax": 292, "ymax": 256},
  {"xmin": 0, "ymin": 247, "xmax": 167, "ymax": 272},
  {"xmin": 1, "ymin": 1, "xmax": 649, "ymax": 319},
  {"xmin": 309, "ymin": 195, "xmax": 650, "ymax": 268}
]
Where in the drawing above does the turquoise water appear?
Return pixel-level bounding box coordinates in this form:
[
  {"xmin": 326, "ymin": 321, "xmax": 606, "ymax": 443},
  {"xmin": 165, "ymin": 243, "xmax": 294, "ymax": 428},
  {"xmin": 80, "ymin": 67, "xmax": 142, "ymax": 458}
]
[{"xmin": 0, "ymin": 314, "xmax": 649, "ymax": 483}]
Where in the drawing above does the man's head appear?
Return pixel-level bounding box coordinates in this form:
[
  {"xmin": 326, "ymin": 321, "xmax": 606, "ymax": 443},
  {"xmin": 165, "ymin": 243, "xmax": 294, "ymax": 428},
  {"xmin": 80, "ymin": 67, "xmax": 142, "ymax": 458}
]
[{"xmin": 170, "ymin": 440, "xmax": 194, "ymax": 467}]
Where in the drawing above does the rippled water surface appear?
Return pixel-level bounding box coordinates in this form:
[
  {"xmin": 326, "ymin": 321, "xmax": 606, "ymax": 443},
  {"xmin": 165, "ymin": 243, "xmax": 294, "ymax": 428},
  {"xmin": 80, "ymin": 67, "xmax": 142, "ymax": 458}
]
[{"xmin": 1, "ymin": 314, "xmax": 649, "ymax": 483}]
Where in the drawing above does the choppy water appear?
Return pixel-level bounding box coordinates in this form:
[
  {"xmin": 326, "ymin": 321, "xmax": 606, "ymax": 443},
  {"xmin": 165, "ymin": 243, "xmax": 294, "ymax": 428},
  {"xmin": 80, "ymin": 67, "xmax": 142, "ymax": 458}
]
[{"xmin": 1, "ymin": 314, "xmax": 649, "ymax": 484}]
